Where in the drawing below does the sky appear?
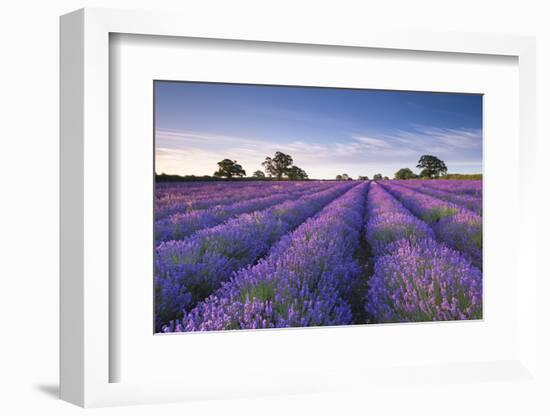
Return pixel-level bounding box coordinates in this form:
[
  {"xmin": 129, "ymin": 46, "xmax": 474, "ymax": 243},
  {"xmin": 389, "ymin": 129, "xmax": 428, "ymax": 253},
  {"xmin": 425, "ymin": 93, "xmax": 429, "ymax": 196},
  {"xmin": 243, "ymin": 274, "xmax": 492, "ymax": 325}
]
[{"xmin": 154, "ymin": 81, "xmax": 482, "ymax": 179}]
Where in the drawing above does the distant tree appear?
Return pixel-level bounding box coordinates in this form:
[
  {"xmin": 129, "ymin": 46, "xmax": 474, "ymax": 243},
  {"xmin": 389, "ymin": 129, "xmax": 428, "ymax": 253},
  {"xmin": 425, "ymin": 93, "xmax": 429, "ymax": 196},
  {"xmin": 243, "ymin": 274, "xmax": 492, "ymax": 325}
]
[
  {"xmin": 358, "ymin": 176, "xmax": 369, "ymax": 181},
  {"xmin": 252, "ymin": 170, "xmax": 266, "ymax": 179},
  {"xmin": 373, "ymin": 173, "xmax": 383, "ymax": 181},
  {"xmin": 394, "ymin": 168, "xmax": 417, "ymax": 180},
  {"xmin": 383, "ymin": 176, "xmax": 389, "ymax": 180},
  {"xmin": 213, "ymin": 159, "xmax": 246, "ymax": 179},
  {"xmin": 286, "ymin": 166, "xmax": 308, "ymax": 180},
  {"xmin": 417, "ymin": 155, "xmax": 448, "ymax": 178},
  {"xmin": 419, "ymin": 169, "xmax": 431, "ymax": 178},
  {"xmin": 342, "ymin": 173, "xmax": 350, "ymax": 180},
  {"xmin": 336, "ymin": 174, "xmax": 343, "ymax": 180},
  {"xmin": 262, "ymin": 152, "xmax": 293, "ymax": 180}
]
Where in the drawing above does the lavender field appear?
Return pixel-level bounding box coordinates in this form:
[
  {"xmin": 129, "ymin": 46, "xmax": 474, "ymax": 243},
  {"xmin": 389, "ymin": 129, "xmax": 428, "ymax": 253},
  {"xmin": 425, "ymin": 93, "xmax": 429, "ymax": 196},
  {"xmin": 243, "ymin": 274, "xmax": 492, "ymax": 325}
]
[{"xmin": 155, "ymin": 179, "xmax": 483, "ymax": 333}]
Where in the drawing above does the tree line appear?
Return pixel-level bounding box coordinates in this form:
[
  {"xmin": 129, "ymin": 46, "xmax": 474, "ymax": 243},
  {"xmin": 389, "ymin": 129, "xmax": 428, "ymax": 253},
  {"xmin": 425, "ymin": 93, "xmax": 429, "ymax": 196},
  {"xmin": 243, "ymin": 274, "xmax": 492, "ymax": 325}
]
[
  {"xmin": 156, "ymin": 151, "xmax": 310, "ymax": 182},
  {"xmin": 393, "ymin": 155, "xmax": 448, "ymax": 179},
  {"xmin": 335, "ymin": 155, "xmax": 448, "ymax": 181},
  {"xmin": 212, "ymin": 151, "xmax": 309, "ymax": 180},
  {"xmin": 212, "ymin": 154, "xmax": 451, "ymax": 181},
  {"xmin": 156, "ymin": 153, "xmax": 479, "ymax": 182}
]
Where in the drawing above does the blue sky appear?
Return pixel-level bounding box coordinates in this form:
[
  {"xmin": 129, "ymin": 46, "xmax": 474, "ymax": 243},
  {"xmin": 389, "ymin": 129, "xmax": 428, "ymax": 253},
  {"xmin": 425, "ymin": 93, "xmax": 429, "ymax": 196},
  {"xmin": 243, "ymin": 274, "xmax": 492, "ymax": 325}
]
[{"xmin": 155, "ymin": 81, "xmax": 482, "ymax": 179}]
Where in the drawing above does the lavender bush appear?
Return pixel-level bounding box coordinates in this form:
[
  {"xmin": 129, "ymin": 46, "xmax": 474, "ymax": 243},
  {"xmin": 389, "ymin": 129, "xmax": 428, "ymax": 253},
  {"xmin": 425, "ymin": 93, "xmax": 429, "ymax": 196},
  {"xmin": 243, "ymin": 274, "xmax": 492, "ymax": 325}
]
[
  {"xmin": 154, "ymin": 179, "xmax": 483, "ymax": 332},
  {"xmin": 155, "ymin": 185, "xmax": 324, "ymax": 242},
  {"xmin": 156, "ymin": 181, "xmax": 326, "ymax": 220},
  {"xmin": 155, "ymin": 183, "xmax": 355, "ymax": 330},
  {"xmin": 379, "ymin": 182, "xmax": 482, "ymax": 268},
  {"xmin": 393, "ymin": 180, "xmax": 482, "ymax": 214},
  {"xmin": 165, "ymin": 182, "xmax": 369, "ymax": 332},
  {"xmin": 365, "ymin": 238, "xmax": 482, "ymax": 323},
  {"xmin": 364, "ymin": 184, "xmax": 481, "ymax": 323},
  {"xmin": 365, "ymin": 184, "xmax": 434, "ymax": 256}
]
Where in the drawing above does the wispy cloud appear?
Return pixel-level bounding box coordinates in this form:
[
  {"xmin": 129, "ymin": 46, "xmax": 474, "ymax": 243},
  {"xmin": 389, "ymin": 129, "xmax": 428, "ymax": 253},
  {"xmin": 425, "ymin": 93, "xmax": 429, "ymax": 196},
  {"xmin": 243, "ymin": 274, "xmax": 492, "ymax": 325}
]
[
  {"xmin": 155, "ymin": 125, "xmax": 482, "ymax": 179},
  {"xmin": 388, "ymin": 126, "xmax": 482, "ymax": 152}
]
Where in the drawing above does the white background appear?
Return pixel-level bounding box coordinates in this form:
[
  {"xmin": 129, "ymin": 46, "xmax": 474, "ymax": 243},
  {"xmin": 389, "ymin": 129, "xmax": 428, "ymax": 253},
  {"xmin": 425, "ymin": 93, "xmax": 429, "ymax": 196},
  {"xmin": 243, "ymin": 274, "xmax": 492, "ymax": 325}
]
[{"xmin": 1, "ymin": 1, "xmax": 549, "ymax": 415}]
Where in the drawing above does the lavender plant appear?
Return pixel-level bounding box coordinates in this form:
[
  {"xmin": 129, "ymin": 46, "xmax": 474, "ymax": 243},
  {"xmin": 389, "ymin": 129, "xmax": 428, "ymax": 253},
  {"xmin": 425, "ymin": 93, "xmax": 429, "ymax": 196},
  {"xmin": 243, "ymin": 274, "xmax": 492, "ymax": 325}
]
[
  {"xmin": 155, "ymin": 183, "xmax": 355, "ymax": 331},
  {"xmin": 365, "ymin": 184, "xmax": 434, "ymax": 256},
  {"xmin": 365, "ymin": 238, "xmax": 482, "ymax": 323},
  {"xmin": 379, "ymin": 182, "xmax": 482, "ymax": 268},
  {"xmin": 364, "ymin": 184, "xmax": 482, "ymax": 323},
  {"xmin": 156, "ymin": 181, "xmax": 327, "ymax": 220},
  {"xmin": 166, "ymin": 182, "xmax": 370, "ymax": 332},
  {"xmin": 392, "ymin": 180, "xmax": 482, "ymax": 214},
  {"xmin": 155, "ymin": 185, "xmax": 324, "ymax": 242}
]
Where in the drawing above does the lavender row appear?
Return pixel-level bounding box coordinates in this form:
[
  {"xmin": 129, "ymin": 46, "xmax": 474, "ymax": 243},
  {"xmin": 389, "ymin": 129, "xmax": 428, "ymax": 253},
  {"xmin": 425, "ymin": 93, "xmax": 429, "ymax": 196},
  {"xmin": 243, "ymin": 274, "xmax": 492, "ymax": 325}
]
[
  {"xmin": 155, "ymin": 182, "xmax": 308, "ymax": 220},
  {"xmin": 365, "ymin": 183, "xmax": 434, "ymax": 256},
  {"xmin": 156, "ymin": 181, "xmax": 329, "ymax": 220},
  {"xmin": 364, "ymin": 184, "xmax": 482, "ymax": 323},
  {"xmin": 378, "ymin": 182, "xmax": 482, "ymax": 269},
  {"xmin": 154, "ymin": 182, "xmax": 356, "ymax": 331},
  {"xmin": 164, "ymin": 182, "xmax": 370, "ymax": 332},
  {"xmin": 418, "ymin": 179, "xmax": 482, "ymax": 198},
  {"xmin": 156, "ymin": 180, "xmax": 276, "ymax": 202},
  {"xmin": 155, "ymin": 184, "xmax": 324, "ymax": 242},
  {"xmin": 392, "ymin": 180, "xmax": 482, "ymax": 214}
]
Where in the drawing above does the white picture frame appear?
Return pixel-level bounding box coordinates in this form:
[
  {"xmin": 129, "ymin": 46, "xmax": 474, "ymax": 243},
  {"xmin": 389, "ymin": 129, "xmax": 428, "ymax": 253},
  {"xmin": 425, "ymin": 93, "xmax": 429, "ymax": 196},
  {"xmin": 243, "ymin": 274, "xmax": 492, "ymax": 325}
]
[{"xmin": 60, "ymin": 7, "xmax": 540, "ymax": 409}]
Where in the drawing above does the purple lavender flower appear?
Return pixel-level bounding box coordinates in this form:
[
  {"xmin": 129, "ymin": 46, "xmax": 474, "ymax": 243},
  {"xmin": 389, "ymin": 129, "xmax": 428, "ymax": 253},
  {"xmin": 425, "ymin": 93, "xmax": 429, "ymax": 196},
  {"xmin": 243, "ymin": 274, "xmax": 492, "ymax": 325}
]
[
  {"xmin": 155, "ymin": 185, "xmax": 323, "ymax": 242},
  {"xmin": 393, "ymin": 180, "xmax": 482, "ymax": 214},
  {"xmin": 365, "ymin": 238, "xmax": 482, "ymax": 323},
  {"xmin": 365, "ymin": 185, "xmax": 434, "ymax": 256},
  {"xmin": 433, "ymin": 210, "xmax": 482, "ymax": 269},
  {"xmin": 155, "ymin": 181, "xmax": 329, "ymax": 220},
  {"xmin": 155, "ymin": 182, "xmax": 355, "ymax": 330},
  {"xmin": 379, "ymin": 182, "xmax": 482, "ymax": 268},
  {"xmin": 173, "ymin": 183, "xmax": 370, "ymax": 332}
]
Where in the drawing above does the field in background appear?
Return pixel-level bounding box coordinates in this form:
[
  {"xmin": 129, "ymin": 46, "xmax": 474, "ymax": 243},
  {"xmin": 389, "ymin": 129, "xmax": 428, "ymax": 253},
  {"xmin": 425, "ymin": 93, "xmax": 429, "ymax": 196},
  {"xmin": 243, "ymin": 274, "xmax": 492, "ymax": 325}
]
[{"xmin": 154, "ymin": 179, "xmax": 482, "ymax": 332}]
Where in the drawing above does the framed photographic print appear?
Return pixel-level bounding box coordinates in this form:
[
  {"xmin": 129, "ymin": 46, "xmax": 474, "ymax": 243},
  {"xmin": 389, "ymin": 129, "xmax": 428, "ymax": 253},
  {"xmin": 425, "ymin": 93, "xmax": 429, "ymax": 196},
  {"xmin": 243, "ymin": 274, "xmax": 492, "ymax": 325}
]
[
  {"xmin": 60, "ymin": 7, "xmax": 542, "ymax": 410},
  {"xmin": 152, "ymin": 81, "xmax": 483, "ymax": 334}
]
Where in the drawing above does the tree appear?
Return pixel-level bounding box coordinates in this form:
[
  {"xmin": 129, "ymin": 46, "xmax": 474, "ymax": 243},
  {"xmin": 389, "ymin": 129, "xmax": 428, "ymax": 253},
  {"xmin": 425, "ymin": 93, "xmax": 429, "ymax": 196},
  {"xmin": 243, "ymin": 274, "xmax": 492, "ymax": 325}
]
[
  {"xmin": 341, "ymin": 173, "xmax": 350, "ymax": 181},
  {"xmin": 373, "ymin": 173, "xmax": 383, "ymax": 181},
  {"xmin": 252, "ymin": 170, "xmax": 266, "ymax": 179},
  {"xmin": 213, "ymin": 159, "xmax": 246, "ymax": 179},
  {"xmin": 394, "ymin": 168, "xmax": 417, "ymax": 180},
  {"xmin": 262, "ymin": 152, "xmax": 293, "ymax": 180},
  {"xmin": 383, "ymin": 176, "xmax": 389, "ymax": 180},
  {"xmin": 336, "ymin": 174, "xmax": 343, "ymax": 180},
  {"xmin": 358, "ymin": 176, "xmax": 369, "ymax": 181},
  {"xmin": 287, "ymin": 166, "xmax": 308, "ymax": 180},
  {"xmin": 416, "ymin": 155, "xmax": 447, "ymax": 178}
]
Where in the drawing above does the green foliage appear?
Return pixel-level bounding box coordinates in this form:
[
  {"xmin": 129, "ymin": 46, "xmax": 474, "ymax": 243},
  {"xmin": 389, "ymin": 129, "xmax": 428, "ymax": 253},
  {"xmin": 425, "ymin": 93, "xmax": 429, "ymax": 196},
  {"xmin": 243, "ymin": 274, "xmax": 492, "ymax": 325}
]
[
  {"xmin": 262, "ymin": 151, "xmax": 294, "ymax": 180},
  {"xmin": 240, "ymin": 281, "xmax": 276, "ymax": 303},
  {"xmin": 213, "ymin": 159, "xmax": 246, "ymax": 179},
  {"xmin": 252, "ymin": 170, "xmax": 266, "ymax": 178},
  {"xmin": 373, "ymin": 173, "xmax": 383, "ymax": 181},
  {"xmin": 262, "ymin": 151, "xmax": 309, "ymax": 180},
  {"xmin": 416, "ymin": 155, "xmax": 448, "ymax": 178},
  {"xmin": 422, "ymin": 206, "xmax": 459, "ymax": 223},
  {"xmin": 394, "ymin": 167, "xmax": 417, "ymax": 180},
  {"xmin": 287, "ymin": 166, "xmax": 309, "ymax": 180}
]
